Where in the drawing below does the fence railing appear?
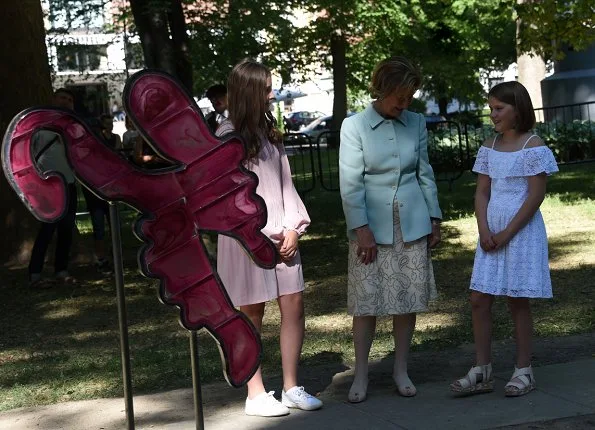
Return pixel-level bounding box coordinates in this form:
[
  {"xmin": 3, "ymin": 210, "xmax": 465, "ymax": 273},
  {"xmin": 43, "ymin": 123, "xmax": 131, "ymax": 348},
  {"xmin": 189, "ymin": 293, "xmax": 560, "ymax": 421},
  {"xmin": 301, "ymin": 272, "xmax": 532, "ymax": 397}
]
[
  {"xmin": 316, "ymin": 131, "xmax": 341, "ymax": 192},
  {"xmin": 283, "ymin": 133, "xmax": 317, "ymax": 196},
  {"xmin": 285, "ymin": 101, "xmax": 595, "ymax": 197},
  {"xmin": 536, "ymin": 100, "xmax": 595, "ymax": 124}
]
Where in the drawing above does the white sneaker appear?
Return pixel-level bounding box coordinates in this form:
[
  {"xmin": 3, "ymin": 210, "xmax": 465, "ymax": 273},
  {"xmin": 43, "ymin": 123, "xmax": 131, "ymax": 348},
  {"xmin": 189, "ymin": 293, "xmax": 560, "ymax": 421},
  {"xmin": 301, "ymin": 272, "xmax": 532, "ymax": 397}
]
[
  {"xmin": 282, "ymin": 386, "xmax": 323, "ymax": 411},
  {"xmin": 245, "ymin": 391, "xmax": 290, "ymax": 417}
]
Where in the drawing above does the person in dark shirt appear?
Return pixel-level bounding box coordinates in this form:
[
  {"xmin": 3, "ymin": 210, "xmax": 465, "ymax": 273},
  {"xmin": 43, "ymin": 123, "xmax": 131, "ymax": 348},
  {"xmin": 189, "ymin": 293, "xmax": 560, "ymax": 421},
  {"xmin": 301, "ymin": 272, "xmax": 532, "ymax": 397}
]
[
  {"xmin": 204, "ymin": 84, "xmax": 228, "ymax": 133},
  {"xmin": 28, "ymin": 88, "xmax": 79, "ymax": 288},
  {"xmin": 99, "ymin": 114, "xmax": 122, "ymax": 150},
  {"xmin": 79, "ymin": 114, "xmax": 123, "ymax": 276}
]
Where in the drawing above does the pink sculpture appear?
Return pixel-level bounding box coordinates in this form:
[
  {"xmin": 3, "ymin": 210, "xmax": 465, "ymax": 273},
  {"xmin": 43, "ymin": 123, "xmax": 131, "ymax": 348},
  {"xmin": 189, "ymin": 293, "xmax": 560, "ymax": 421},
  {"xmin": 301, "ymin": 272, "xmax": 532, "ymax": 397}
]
[{"xmin": 2, "ymin": 70, "xmax": 278, "ymax": 387}]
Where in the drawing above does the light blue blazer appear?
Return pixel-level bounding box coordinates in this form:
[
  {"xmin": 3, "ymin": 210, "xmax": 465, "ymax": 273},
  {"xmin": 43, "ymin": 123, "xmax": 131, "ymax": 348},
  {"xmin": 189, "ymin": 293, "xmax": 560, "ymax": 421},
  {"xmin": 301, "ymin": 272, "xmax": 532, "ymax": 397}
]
[{"xmin": 339, "ymin": 104, "xmax": 442, "ymax": 244}]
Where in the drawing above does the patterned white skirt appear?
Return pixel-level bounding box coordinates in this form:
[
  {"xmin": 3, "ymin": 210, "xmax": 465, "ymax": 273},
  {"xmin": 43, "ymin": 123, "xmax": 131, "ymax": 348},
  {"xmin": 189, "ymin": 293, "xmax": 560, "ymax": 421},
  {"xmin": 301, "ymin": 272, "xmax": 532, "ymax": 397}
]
[{"xmin": 347, "ymin": 201, "xmax": 437, "ymax": 316}]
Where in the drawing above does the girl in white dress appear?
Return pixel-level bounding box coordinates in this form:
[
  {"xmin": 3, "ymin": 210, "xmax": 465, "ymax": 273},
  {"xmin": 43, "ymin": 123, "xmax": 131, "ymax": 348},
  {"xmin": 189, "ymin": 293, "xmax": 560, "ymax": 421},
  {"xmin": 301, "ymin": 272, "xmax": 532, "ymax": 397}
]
[{"xmin": 450, "ymin": 82, "xmax": 558, "ymax": 397}]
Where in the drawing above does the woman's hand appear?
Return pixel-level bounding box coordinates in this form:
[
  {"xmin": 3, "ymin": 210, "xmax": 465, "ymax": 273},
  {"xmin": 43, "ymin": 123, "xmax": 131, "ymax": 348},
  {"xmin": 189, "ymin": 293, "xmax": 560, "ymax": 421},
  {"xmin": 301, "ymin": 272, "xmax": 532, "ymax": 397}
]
[
  {"xmin": 279, "ymin": 230, "xmax": 299, "ymax": 262},
  {"xmin": 355, "ymin": 225, "xmax": 377, "ymax": 265},
  {"xmin": 493, "ymin": 229, "xmax": 513, "ymax": 250},
  {"xmin": 427, "ymin": 222, "xmax": 441, "ymax": 248},
  {"xmin": 479, "ymin": 228, "xmax": 496, "ymax": 252}
]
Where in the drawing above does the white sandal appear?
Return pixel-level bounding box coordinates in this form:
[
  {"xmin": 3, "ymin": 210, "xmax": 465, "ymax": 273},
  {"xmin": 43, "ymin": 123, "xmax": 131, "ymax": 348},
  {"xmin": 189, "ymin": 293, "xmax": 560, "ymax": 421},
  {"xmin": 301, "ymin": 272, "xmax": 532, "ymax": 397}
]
[
  {"xmin": 505, "ymin": 366, "xmax": 535, "ymax": 397},
  {"xmin": 450, "ymin": 363, "xmax": 494, "ymax": 395}
]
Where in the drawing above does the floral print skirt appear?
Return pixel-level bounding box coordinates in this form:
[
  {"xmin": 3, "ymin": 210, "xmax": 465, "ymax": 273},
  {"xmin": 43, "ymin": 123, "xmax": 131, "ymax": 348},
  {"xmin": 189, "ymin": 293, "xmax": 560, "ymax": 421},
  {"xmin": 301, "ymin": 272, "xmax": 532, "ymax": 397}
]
[{"xmin": 347, "ymin": 201, "xmax": 437, "ymax": 316}]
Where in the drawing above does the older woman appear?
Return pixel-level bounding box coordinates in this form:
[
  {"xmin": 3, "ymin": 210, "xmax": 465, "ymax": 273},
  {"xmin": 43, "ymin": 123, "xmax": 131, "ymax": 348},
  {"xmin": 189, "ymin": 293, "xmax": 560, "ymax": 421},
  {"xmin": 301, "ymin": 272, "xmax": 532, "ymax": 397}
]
[{"xmin": 339, "ymin": 56, "xmax": 442, "ymax": 403}]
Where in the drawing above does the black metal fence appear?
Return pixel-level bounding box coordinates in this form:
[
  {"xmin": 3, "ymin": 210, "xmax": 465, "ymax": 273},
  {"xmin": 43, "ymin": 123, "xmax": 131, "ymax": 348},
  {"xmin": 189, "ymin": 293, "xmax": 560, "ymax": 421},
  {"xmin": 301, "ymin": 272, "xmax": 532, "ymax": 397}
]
[{"xmin": 286, "ymin": 101, "xmax": 595, "ymax": 196}]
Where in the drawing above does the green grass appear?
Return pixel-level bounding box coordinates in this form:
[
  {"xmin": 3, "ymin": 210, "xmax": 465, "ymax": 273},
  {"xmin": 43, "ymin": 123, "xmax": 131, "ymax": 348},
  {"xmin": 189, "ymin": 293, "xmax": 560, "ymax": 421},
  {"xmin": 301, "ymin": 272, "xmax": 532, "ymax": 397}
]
[{"xmin": 0, "ymin": 164, "xmax": 593, "ymax": 411}]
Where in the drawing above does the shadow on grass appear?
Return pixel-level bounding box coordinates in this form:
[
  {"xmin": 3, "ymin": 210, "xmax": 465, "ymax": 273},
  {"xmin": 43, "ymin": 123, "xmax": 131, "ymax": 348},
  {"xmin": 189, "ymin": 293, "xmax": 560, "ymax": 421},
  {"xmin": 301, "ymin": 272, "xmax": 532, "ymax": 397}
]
[
  {"xmin": 1, "ymin": 163, "xmax": 593, "ymax": 410},
  {"xmin": 548, "ymin": 163, "xmax": 595, "ymax": 204},
  {"xmin": 548, "ymin": 233, "xmax": 595, "ymax": 263},
  {"xmin": 434, "ymin": 163, "xmax": 595, "ymax": 219}
]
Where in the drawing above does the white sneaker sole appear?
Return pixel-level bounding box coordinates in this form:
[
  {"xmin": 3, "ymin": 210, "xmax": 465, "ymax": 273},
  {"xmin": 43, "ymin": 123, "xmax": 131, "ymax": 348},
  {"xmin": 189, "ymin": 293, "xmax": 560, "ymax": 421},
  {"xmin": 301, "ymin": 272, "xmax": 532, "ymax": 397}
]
[
  {"xmin": 245, "ymin": 408, "xmax": 289, "ymax": 417},
  {"xmin": 281, "ymin": 398, "xmax": 323, "ymax": 411}
]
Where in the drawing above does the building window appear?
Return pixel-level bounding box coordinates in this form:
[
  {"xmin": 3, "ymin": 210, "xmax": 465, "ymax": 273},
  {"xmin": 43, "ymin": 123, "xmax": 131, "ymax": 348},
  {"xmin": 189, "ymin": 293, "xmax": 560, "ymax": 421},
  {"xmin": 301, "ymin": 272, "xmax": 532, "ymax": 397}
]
[{"xmin": 56, "ymin": 44, "xmax": 107, "ymax": 72}]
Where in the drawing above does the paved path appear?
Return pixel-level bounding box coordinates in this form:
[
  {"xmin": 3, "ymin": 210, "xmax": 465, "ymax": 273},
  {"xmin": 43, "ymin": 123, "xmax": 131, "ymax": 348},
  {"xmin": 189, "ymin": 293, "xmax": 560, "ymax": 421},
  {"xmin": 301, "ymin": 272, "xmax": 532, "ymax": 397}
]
[{"xmin": 1, "ymin": 358, "xmax": 593, "ymax": 430}]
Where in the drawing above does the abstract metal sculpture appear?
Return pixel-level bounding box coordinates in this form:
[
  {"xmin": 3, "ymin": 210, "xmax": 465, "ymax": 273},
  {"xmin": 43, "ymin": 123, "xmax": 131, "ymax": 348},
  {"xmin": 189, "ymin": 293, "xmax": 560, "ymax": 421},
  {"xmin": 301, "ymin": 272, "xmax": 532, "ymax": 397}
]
[{"xmin": 2, "ymin": 71, "xmax": 277, "ymax": 391}]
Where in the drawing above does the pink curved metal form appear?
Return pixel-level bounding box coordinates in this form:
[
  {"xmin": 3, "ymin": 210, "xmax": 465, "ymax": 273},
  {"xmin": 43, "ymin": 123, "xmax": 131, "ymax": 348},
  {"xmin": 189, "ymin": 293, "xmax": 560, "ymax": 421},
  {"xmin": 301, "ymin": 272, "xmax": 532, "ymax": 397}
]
[{"xmin": 1, "ymin": 70, "xmax": 278, "ymax": 387}]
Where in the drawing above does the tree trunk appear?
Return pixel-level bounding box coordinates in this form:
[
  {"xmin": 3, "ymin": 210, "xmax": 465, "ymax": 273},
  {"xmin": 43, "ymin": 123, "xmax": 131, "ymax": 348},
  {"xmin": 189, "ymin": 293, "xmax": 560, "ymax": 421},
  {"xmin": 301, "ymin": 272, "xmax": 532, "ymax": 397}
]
[
  {"xmin": 167, "ymin": 0, "xmax": 193, "ymax": 92},
  {"xmin": 226, "ymin": 0, "xmax": 244, "ymax": 66},
  {"xmin": 516, "ymin": 0, "xmax": 546, "ymax": 108},
  {"xmin": 331, "ymin": 32, "xmax": 347, "ymax": 138},
  {"xmin": 0, "ymin": 0, "xmax": 53, "ymax": 264},
  {"xmin": 438, "ymin": 97, "xmax": 449, "ymax": 117},
  {"xmin": 517, "ymin": 53, "xmax": 545, "ymax": 108},
  {"xmin": 129, "ymin": 0, "xmax": 176, "ymax": 76}
]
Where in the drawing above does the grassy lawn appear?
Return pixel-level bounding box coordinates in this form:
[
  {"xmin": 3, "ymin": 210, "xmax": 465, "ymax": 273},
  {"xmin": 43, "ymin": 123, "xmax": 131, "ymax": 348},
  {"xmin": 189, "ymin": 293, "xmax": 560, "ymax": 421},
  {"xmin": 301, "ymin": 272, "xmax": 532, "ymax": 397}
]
[{"xmin": 0, "ymin": 163, "xmax": 593, "ymax": 412}]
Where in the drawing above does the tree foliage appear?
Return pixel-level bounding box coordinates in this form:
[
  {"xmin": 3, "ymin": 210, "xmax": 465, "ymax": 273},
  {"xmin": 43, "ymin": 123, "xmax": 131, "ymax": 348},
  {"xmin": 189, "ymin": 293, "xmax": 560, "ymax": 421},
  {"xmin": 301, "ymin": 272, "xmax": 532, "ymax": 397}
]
[
  {"xmin": 297, "ymin": 0, "xmax": 516, "ymax": 116},
  {"xmin": 126, "ymin": 0, "xmax": 193, "ymax": 90},
  {"xmin": 404, "ymin": 0, "xmax": 516, "ymax": 113},
  {"xmin": 185, "ymin": 0, "xmax": 299, "ymax": 95},
  {"xmin": 292, "ymin": 1, "xmax": 423, "ymax": 127},
  {"xmin": 516, "ymin": 0, "xmax": 595, "ymax": 60}
]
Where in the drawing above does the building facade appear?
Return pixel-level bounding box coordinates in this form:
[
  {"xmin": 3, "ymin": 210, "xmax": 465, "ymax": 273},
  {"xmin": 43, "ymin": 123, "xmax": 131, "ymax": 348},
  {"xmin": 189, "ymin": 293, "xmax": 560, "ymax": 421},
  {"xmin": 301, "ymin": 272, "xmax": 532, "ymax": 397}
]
[{"xmin": 43, "ymin": 0, "xmax": 142, "ymax": 119}]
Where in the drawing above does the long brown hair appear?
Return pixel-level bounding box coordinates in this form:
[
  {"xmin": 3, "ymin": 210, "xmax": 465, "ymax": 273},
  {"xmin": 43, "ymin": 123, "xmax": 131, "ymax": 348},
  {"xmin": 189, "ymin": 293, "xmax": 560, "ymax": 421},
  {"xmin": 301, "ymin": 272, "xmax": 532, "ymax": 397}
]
[{"xmin": 227, "ymin": 59, "xmax": 282, "ymax": 159}]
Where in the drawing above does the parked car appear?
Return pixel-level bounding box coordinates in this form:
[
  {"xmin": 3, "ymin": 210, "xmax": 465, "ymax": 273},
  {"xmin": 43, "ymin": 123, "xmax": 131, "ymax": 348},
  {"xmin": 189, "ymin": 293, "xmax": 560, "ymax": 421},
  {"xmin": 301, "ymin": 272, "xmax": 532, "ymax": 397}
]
[
  {"xmin": 301, "ymin": 113, "xmax": 355, "ymax": 146},
  {"xmin": 301, "ymin": 112, "xmax": 443, "ymax": 144},
  {"xmin": 284, "ymin": 111, "xmax": 325, "ymax": 131},
  {"xmin": 424, "ymin": 114, "xmax": 448, "ymax": 131}
]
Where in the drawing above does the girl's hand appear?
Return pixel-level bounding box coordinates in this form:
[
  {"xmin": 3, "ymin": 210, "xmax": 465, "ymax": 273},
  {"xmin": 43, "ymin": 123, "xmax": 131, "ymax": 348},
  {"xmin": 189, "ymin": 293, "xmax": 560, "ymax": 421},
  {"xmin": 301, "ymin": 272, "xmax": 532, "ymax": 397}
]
[
  {"xmin": 279, "ymin": 230, "xmax": 299, "ymax": 262},
  {"xmin": 493, "ymin": 229, "xmax": 513, "ymax": 250},
  {"xmin": 355, "ymin": 225, "xmax": 377, "ymax": 265},
  {"xmin": 479, "ymin": 229, "xmax": 496, "ymax": 252},
  {"xmin": 427, "ymin": 223, "xmax": 441, "ymax": 248}
]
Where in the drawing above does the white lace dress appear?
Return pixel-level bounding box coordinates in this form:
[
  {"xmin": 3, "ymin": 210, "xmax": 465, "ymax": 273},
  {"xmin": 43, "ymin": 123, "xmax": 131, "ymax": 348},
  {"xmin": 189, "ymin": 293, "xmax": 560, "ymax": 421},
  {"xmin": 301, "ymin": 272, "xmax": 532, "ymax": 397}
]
[{"xmin": 470, "ymin": 140, "xmax": 558, "ymax": 298}]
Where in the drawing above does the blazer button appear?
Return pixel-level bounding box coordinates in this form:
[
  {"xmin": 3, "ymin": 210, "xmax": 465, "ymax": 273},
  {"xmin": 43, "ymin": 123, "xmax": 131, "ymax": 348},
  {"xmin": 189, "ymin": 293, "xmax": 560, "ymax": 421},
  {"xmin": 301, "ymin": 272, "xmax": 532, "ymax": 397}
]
[
  {"xmin": 392, "ymin": 185, "xmax": 396, "ymax": 189},
  {"xmin": 399, "ymin": 203, "xmax": 404, "ymax": 207}
]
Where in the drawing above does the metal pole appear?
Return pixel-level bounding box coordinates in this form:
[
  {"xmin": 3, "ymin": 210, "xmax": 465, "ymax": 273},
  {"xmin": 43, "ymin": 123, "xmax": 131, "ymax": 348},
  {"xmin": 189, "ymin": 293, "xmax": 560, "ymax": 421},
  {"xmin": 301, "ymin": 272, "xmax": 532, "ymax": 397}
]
[
  {"xmin": 109, "ymin": 202, "xmax": 135, "ymax": 429},
  {"xmin": 190, "ymin": 331, "xmax": 205, "ymax": 430},
  {"xmin": 123, "ymin": 15, "xmax": 130, "ymax": 79}
]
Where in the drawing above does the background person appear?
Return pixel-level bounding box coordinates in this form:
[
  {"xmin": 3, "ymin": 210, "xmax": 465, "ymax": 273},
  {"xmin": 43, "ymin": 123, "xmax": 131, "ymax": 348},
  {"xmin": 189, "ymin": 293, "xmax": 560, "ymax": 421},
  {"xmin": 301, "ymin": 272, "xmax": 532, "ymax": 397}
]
[
  {"xmin": 204, "ymin": 84, "xmax": 228, "ymax": 133},
  {"xmin": 28, "ymin": 88, "xmax": 79, "ymax": 288}
]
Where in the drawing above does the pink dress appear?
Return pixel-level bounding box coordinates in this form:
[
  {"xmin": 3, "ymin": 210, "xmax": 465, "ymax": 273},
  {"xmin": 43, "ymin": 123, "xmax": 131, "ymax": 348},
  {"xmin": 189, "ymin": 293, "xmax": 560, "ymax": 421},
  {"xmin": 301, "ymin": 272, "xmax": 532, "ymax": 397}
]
[{"xmin": 216, "ymin": 121, "xmax": 310, "ymax": 306}]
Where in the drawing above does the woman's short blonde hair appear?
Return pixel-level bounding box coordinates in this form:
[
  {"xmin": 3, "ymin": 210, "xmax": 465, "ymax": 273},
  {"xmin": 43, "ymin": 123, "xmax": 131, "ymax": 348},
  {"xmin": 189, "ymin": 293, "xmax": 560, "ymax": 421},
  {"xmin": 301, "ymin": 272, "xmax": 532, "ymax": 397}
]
[{"xmin": 369, "ymin": 56, "xmax": 422, "ymax": 99}]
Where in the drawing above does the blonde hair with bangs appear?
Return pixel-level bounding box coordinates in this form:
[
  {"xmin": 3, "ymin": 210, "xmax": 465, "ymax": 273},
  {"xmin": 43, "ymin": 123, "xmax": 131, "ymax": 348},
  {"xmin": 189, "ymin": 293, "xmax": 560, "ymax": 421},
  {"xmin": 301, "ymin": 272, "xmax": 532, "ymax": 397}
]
[{"xmin": 369, "ymin": 56, "xmax": 422, "ymax": 100}]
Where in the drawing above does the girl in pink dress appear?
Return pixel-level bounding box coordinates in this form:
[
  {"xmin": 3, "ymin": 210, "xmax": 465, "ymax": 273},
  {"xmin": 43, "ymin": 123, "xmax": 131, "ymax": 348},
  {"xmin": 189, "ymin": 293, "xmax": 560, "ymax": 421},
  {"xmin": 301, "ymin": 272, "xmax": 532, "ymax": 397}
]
[{"xmin": 216, "ymin": 59, "xmax": 322, "ymax": 417}]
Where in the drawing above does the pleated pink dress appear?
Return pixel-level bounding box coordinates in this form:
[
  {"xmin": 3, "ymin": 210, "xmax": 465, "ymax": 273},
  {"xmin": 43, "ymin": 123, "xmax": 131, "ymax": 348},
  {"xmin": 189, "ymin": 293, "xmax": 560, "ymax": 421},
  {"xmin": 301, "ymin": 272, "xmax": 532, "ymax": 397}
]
[{"xmin": 216, "ymin": 121, "xmax": 310, "ymax": 306}]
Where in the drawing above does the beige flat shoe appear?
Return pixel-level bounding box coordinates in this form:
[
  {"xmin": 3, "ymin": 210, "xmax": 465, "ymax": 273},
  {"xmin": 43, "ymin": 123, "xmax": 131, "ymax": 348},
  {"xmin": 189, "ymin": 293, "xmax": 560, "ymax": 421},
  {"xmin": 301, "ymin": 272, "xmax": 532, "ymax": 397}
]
[
  {"xmin": 394, "ymin": 374, "xmax": 417, "ymax": 397},
  {"xmin": 348, "ymin": 379, "xmax": 368, "ymax": 403}
]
